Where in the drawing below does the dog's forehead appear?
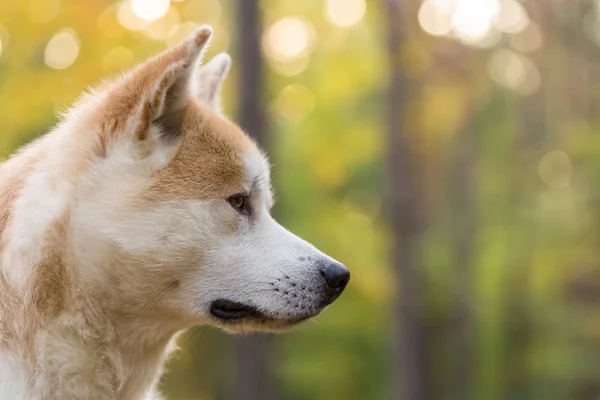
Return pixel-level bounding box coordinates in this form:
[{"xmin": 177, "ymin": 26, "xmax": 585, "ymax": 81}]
[
  {"xmin": 149, "ymin": 103, "xmax": 270, "ymax": 200},
  {"xmin": 244, "ymin": 145, "xmax": 271, "ymax": 192}
]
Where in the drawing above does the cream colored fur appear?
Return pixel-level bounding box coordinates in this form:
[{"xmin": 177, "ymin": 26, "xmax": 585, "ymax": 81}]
[{"xmin": 0, "ymin": 27, "xmax": 346, "ymax": 400}]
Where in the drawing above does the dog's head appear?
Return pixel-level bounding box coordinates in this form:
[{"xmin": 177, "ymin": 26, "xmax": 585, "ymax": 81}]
[{"xmin": 69, "ymin": 27, "xmax": 349, "ymax": 332}]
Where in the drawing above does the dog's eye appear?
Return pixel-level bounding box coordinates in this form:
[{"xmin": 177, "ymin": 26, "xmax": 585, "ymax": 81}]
[{"xmin": 227, "ymin": 194, "xmax": 251, "ymax": 215}]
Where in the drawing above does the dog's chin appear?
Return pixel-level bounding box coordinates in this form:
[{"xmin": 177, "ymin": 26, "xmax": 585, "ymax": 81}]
[{"xmin": 209, "ymin": 299, "xmax": 318, "ymax": 333}]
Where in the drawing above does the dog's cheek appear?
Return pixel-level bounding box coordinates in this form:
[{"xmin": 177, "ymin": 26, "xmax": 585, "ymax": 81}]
[{"xmin": 200, "ymin": 204, "xmax": 242, "ymax": 239}]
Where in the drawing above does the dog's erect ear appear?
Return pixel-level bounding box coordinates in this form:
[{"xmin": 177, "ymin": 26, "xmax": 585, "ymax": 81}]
[
  {"xmin": 133, "ymin": 27, "xmax": 212, "ymax": 141},
  {"xmin": 193, "ymin": 52, "xmax": 231, "ymax": 112},
  {"xmin": 107, "ymin": 26, "xmax": 212, "ymax": 146}
]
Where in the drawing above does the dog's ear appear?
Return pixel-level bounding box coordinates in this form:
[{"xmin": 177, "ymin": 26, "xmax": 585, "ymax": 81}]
[
  {"xmin": 193, "ymin": 52, "xmax": 231, "ymax": 113},
  {"xmin": 128, "ymin": 27, "xmax": 213, "ymax": 143},
  {"xmin": 97, "ymin": 26, "xmax": 211, "ymax": 152}
]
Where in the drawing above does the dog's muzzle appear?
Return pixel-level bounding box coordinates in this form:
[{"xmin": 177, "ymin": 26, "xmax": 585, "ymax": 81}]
[{"xmin": 209, "ymin": 261, "xmax": 350, "ymax": 326}]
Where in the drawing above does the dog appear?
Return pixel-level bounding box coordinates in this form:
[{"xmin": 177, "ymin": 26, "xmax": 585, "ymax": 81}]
[{"xmin": 0, "ymin": 26, "xmax": 349, "ymax": 399}]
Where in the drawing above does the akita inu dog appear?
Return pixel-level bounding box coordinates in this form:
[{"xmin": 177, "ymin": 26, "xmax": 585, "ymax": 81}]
[{"xmin": 0, "ymin": 27, "xmax": 349, "ymax": 399}]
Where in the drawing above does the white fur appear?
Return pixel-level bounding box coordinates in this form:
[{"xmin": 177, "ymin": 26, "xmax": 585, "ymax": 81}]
[{"xmin": 0, "ymin": 28, "xmax": 347, "ymax": 400}]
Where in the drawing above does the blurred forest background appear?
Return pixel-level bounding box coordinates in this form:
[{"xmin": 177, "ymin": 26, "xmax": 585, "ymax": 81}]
[{"xmin": 1, "ymin": 0, "xmax": 600, "ymax": 399}]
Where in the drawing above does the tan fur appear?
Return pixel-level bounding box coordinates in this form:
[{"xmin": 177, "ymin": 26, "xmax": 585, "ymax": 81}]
[
  {"xmin": 150, "ymin": 102, "xmax": 253, "ymax": 200},
  {"xmin": 0, "ymin": 26, "xmax": 348, "ymax": 400},
  {"xmin": 0, "ymin": 28, "xmax": 255, "ymax": 400}
]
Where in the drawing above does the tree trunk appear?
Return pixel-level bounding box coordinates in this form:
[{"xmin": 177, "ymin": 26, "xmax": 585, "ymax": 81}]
[
  {"xmin": 232, "ymin": 1, "xmax": 274, "ymax": 400},
  {"xmin": 448, "ymin": 100, "xmax": 477, "ymax": 400},
  {"xmin": 383, "ymin": 1, "xmax": 429, "ymax": 399}
]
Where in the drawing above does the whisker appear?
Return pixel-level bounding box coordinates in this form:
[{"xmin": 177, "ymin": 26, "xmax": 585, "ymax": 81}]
[
  {"xmin": 276, "ymin": 269, "xmax": 290, "ymax": 279},
  {"xmin": 259, "ymin": 332, "xmax": 267, "ymax": 358},
  {"xmin": 238, "ymin": 288, "xmax": 277, "ymax": 295},
  {"xmin": 182, "ymin": 326, "xmax": 203, "ymax": 348},
  {"xmin": 183, "ymin": 326, "xmax": 209, "ymax": 355},
  {"xmin": 192, "ymin": 326, "xmax": 208, "ymax": 353}
]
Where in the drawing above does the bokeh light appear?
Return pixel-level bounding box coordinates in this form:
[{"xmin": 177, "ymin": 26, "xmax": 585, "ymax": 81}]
[
  {"xmin": 418, "ymin": 0, "xmax": 503, "ymax": 44},
  {"xmin": 0, "ymin": 26, "xmax": 8, "ymax": 60},
  {"xmin": 495, "ymin": 0, "xmax": 529, "ymax": 34},
  {"xmin": 264, "ymin": 17, "xmax": 314, "ymax": 63},
  {"xmin": 418, "ymin": 1, "xmax": 453, "ymax": 36},
  {"xmin": 539, "ymin": 151, "xmax": 573, "ymax": 189},
  {"xmin": 471, "ymin": 28, "xmax": 502, "ymax": 48},
  {"xmin": 418, "ymin": 0, "xmax": 533, "ymax": 47},
  {"xmin": 583, "ymin": 6, "xmax": 600, "ymax": 46},
  {"xmin": 118, "ymin": 0, "xmax": 149, "ymax": 31},
  {"xmin": 325, "ymin": 0, "xmax": 366, "ymax": 28},
  {"xmin": 183, "ymin": 0, "xmax": 221, "ymax": 26},
  {"xmin": 166, "ymin": 21, "xmax": 200, "ymax": 47},
  {"xmin": 452, "ymin": 0, "xmax": 500, "ymax": 42},
  {"xmin": 267, "ymin": 57, "xmax": 311, "ymax": 77},
  {"xmin": 509, "ymin": 21, "xmax": 542, "ymax": 53},
  {"xmin": 488, "ymin": 49, "xmax": 540, "ymax": 95},
  {"xmin": 131, "ymin": 0, "xmax": 170, "ymax": 22},
  {"xmin": 274, "ymin": 84, "xmax": 316, "ymax": 123},
  {"xmin": 44, "ymin": 28, "xmax": 80, "ymax": 70},
  {"xmin": 142, "ymin": 6, "xmax": 181, "ymax": 40}
]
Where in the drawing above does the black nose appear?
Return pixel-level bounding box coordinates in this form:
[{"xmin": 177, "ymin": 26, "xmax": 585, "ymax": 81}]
[{"xmin": 320, "ymin": 262, "xmax": 350, "ymax": 292}]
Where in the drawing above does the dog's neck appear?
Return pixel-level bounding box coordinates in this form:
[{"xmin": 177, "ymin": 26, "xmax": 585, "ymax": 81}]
[
  {"xmin": 1, "ymin": 233, "xmax": 185, "ymax": 399},
  {"xmin": 0, "ymin": 136, "xmax": 186, "ymax": 399},
  {"xmin": 109, "ymin": 314, "xmax": 184, "ymax": 399},
  {"xmin": 85, "ymin": 289, "xmax": 187, "ymax": 397}
]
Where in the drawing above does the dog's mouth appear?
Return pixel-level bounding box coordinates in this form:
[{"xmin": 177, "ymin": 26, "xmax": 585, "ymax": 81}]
[
  {"xmin": 210, "ymin": 299, "xmax": 261, "ymax": 321},
  {"xmin": 209, "ymin": 299, "xmax": 315, "ymax": 328}
]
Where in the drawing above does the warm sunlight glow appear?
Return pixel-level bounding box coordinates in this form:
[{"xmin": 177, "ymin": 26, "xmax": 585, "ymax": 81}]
[
  {"xmin": 452, "ymin": 0, "xmax": 500, "ymax": 42},
  {"xmin": 477, "ymin": 29, "xmax": 504, "ymax": 48},
  {"xmin": 583, "ymin": 7, "xmax": 600, "ymax": 46},
  {"xmin": 275, "ymin": 84, "xmax": 316, "ymax": 123},
  {"xmin": 494, "ymin": 0, "xmax": 529, "ymax": 34},
  {"xmin": 419, "ymin": 0, "xmax": 535, "ymax": 49},
  {"xmin": 509, "ymin": 22, "xmax": 542, "ymax": 53},
  {"xmin": 30, "ymin": 0, "xmax": 61, "ymax": 23},
  {"xmin": 268, "ymin": 57, "xmax": 311, "ymax": 77},
  {"xmin": 539, "ymin": 151, "xmax": 572, "ymax": 189},
  {"xmin": 0, "ymin": 26, "xmax": 7, "ymax": 60},
  {"xmin": 183, "ymin": 0, "xmax": 221, "ymax": 26},
  {"xmin": 131, "ymin": 0, "xmax": 170, "ymax": 22},
  {"xmin": 142, "ymin": 6, "xmax": 180, "ymax": 40},
  {"xmin": 102, "ymin": 46, "xmax": 135, "ymax": 71},
  {"xmin": 264, "ymin": 17, "xmax": 313, "ymax": 62},
  {"xmin": 44, "ymin": 28, "xmax": 80, "ymax": 70},
  {"xmin": 418, "ymin": 1, "xmax": 452, "ymax": 36},
  {"xmin": 118, "ymin": 0, "xmax": 149, "ymax": 31},
  {"xmin": 488, "ymin": 49, "xmax": 540, "ymax": 95},
  {"xmin": 325, "ymin": 0, "xmax": 366, "ymax": 27},
  {"xmin": 166, "ymin": 21, "xmax": 199, "ymax": 46}
]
